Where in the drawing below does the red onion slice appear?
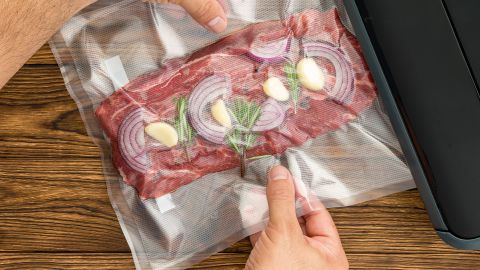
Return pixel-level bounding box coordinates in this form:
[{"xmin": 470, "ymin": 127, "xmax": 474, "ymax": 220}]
[
  {"xmin": 188, "ymin": 74, "xmax": 232, "ymax": 144},
  {"xmin": 118, "ymin": 108, "xmax": 170, "ymax": 172},
  {"xmin": 247, "ymin": 38, "xmax": 291, "ymax": 64},
  {"xmin": 301, "ymin": 41, "xmax": 355, "ymax": 104},
  {"xmin": 118, "ymin": 108, "xmax": 147, "ymax": 173},
  {"xmin": 252, "ymin": 98, "xmax": 287, "ymax": 132}
]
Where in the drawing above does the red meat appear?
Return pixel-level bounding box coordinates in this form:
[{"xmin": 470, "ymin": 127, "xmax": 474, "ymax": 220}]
[{"xmin": 95, "ymin": 9, "xmax": 377, "ymax": 199}]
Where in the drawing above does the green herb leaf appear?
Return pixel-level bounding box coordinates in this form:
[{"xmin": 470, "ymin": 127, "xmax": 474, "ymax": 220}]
[
  {"xmin": 284, "ymin": 62, "xmax": 301, "ymax": 113},
  {"xmin": 227, "ymin": 99, "xmax": 262, "ymax": 154},
  {"xmin": 247, "ymin": 155, "xmax": 272, "ymax": 161},
  {"xmin": 227, "ymin": 129, "xmax": 242, "ymax": 154},
  {"xmin": 175, "ymin": 96, "xmax": 194, "ymax": 145}
]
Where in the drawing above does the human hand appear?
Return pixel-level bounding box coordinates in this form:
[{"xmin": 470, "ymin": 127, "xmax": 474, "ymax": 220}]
[
  {"xmin": 143, "ymin": 0, "xmax": 227, "ymax": 33},
  {"xmin": 245, "ymin": 166, "xmax": 349, "ymax": 270}
]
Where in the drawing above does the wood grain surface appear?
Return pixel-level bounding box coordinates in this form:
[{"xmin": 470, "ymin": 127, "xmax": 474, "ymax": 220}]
[{"xmin": 1, "ymin": 44, "xmax": 480, "ymax": 270}]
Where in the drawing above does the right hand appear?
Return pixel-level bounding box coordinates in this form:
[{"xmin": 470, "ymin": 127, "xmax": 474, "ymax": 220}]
[
  {"xmin": 245, "ymin": 166, "xmax": 349, "ymax": 270},
  {"xmin": 144, "ymin": 0, "xmax": 227, "ymax": 33}
]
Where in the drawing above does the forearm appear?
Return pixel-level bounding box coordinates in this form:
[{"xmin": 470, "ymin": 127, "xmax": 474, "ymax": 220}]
[{"xmin": 0, "ymin": 0, "xmax": 95, "ymax": 89}]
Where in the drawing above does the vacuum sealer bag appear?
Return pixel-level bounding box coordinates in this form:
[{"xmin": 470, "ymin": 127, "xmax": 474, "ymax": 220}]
[{"xmin": 50, "ymin": 0, "xmax": 414, "ymax": 269}]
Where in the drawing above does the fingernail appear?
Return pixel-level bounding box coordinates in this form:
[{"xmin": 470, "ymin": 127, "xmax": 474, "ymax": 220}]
[
  {"xmin": 268, "ymin": 166, "xmax": 290, "ymax": 181},
  {"xmin": 207, "ymin": 16, "xmax": 227, "ymax": 33}
]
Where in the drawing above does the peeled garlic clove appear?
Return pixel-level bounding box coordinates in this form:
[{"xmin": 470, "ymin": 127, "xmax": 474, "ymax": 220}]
[
  {"xmin": 145, "ymin": 122, "xmax": 178, "ymax": 147},
  {"xmin": 211, "ymin": 99, "xmax": 232, "ymax": 128},
  {"xmin": 296, "ymin": 58, "xmax": 325, "ymax": 91},
  {"xmin": 263, "ymin": 77, "xmax": 290, "ymax": 101}
]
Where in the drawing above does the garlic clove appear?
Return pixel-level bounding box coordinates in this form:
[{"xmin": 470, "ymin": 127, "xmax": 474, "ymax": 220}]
[
  {"xmin": 145, "ymin": 122, "xmax": 179, "ymax": 147},
  {"xmin": 296, "ymin": 58, "xmax": 325, "ymax": 91},
  {"xmin": 263, "ymin": 77, "xmax": 290, "ymax": 101},
  {"xmin": 211, "ymin": 99, "xmax": 232, "ymax": 128}
]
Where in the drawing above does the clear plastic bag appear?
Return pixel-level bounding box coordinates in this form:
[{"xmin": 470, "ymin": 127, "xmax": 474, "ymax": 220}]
[{"xmin": 50, "ymin": 0, "xmax": 415, "ymax": 269}]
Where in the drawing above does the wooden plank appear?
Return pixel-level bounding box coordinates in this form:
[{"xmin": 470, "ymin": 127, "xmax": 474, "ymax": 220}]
[
  {"xmin": 26, "ymin": 44, "xmax": 57, "ymax": 65},
  {"xmin": 1, "ymin": 66, "xmax": 99, "ymax": 159},
  {"xmin": 2, "ymin": 251, "xmax": 480, "ymax": 270},
  {"xmin": 0, "ymin": 253, "xmax": 136, "ymax": 270},
  {"xmin": 0, "ymin": 253, "xmax": 247, "ymax": 270},
  {"xmin": 0, "ymin": 158, "xmax": 250, "ymax": 253},
  {"xmin": 346, "ymin": 253, "xmax": 480, "ymax": 270},
  {"xmin": 0, "ymin": 159, "xmax": 126, "ymax": 252}
]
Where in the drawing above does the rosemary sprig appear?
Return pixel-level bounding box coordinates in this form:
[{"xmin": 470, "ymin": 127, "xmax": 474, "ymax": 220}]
[
  {"xmin": 232, "ymin": 99, "xmax": 262, "ymax": 129},
  {"xmin": 227, "ymin": 99, "xmax": 262, "ymax": 154},
  {"xmin": 174, "ymin": 96, "xmax": 194, "ymax": 160},
  {"xmin": 175, "ymin": 96, "xmax": 194, "ymax": 144},
  {"xmin": 227, "ymin": 129, "xmax": 242, "ymax": 154},
  {"xmin": 284, "ymin": 62, "xmax": 301, "ymax": 113}
]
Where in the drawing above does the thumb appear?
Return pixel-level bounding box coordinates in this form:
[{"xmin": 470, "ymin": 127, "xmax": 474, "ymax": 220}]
[
  {"xmin": 266, "ymin": 166, "xmax": 299, "ymax": 228},
  {"xmin": 174, "ymin": 0, "xmax": 227, "ymax": 33}
]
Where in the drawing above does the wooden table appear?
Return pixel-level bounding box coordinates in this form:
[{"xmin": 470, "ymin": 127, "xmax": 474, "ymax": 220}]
[{"xmin": 0, "ymin": 44, "xmax": 479, "ymax": 270}]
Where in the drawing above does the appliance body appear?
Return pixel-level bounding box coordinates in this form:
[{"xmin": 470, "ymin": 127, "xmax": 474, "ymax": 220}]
[{"xmin": 345, "ymin": 0, "xmax": 480, "ymax": 249}]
